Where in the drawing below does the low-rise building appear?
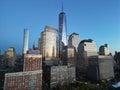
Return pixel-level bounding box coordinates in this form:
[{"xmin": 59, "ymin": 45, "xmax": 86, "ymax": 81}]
[
  {"xmin": 44, "ymin": 65, "xmax": 76, "ymax": 88},
  {"xmin": 4, "ymin": 70, "xmax": 42, "ymax": 90},
  {"xmin": 87, "ymin": 55, "xmax": 114, "ymax": 81}
]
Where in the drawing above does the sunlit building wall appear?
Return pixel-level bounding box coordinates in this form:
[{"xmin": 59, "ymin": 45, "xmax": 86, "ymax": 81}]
[
  {"xmin": 40, "ymin": 26, "xmax": 58, "ymax": 59},
  {"xmin": 99, "ymin": 44, "xmax": 110, "ymax": 55},
  {"xmin": 68, "ymin": 33, "xmax": 80, "ymax": 52},
  {"xmin": 78, "ymin": 39, "xmax": 98, "ymax": 56}
]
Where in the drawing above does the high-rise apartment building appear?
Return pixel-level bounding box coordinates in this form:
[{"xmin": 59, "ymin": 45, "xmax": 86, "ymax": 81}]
[
  {"xmin": 68, "ymin": 33, "xmax": 80, "ymax": 52},
  {"xmin": 23, "ymin": 29, "xmax": 29, "ymax": 54},
  {"xmin": 39, "ymin": 26, "xmax": 58, "ymax": 60},
  {"xmin": 99, "ymin": 44, "xmax": 110, "ymax": 55},
  {"xmin": 59, "ymin": 6, "xmax": 67, "ymax": 57}
]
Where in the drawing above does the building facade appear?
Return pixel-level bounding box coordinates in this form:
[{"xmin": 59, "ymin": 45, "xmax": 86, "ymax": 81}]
[
  {"xmin": 4, "ymin": 70, "xmax": 42, "ymax": 90},
  {"xmin": 87, "ymin": 56, "xmax": 114, "ymax": 81},
  {"xmin": 23, "ymin": 29, "xmax": 29, "ymax": 54},
  {"xmin": 39, "ymin": 26, "xmax": 58, "ymax": 60},
  {"xmin": 99, "ymin": 44, "xmax": 110, "ymax": 55},
  {"xmin": 68, "ymin": 33, "xmax": 80, "ymax": 52},
  {"xmin": 45, "ymin": 66, "xmax": 76, "ymax": 88},
  {"xmin": 5, "ymin": 47, "xmax": 16, "ymax": 67},
  {"xmin": 23, "ymin": 54, "xmax": 42, "ymax": 71},
  {"xmin": 78, "ymin": 39, "xmax": 98, "ymax": 56}
]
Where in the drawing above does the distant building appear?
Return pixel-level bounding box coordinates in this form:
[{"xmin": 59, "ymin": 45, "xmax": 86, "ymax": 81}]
[
  {"xmin": 99, "ymin": 44, "xmax": 110, "ymax": 55},
  {"xmin": 23, "ymin": 54, "xmax": 42, "ymax": 71},
  {"xmin": 5, "ymin": 47, "xmax": 16, "ymax": 58},
  {"xmin": 4, "ymin": 70, "xmax": 42, "ymax": 90},
  {"xmin": 78, "ymin": 39, "xmax": 98, "ymax": 56},
  {"xmin": 87, "ymin": 56, "xmax": 114, "ymax": 81},
  {"xmin": 39, "ymin": 26, "xmax": 58, "ymax": 62},
  {"xmin": 68, "ymin": 32, "xmax": 80, "ymax": 52},
  {"xmin": 5, "ymin": 47, "xmax": 16, "ymax": 67},
  {"xmin": 23, "ymin": 29, "xmax": 29, "ymax": 54},
  {"xmin": 44, "ymin": 65, "xmax": 76, "ymax": 88},
  {"xmin": 114, "ymin": 51, "xmax": 120, "ymax": 65}
]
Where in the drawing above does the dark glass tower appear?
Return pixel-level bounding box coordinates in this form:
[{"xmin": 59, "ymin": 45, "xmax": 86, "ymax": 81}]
[{"xmin": 59, "ymin": 5, "xmax": 67, "ymax": 57}]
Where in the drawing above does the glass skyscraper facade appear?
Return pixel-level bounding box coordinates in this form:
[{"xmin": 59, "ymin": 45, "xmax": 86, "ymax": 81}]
[
  {"xmin": 23, "ymin": 29, "xmax": 29, "ymax": 54},
  {"xmin": 59, "ymin": 10, "xmax": 67, "ymax": 57}
]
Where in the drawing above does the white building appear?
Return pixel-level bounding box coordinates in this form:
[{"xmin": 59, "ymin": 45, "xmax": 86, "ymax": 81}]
[
  {"xmin": 68, "ymin": 33, "xmax": 80, "ymax": 52},
  {"xmin": 78, "ymin": 39, "xmax": 98, "ymax": 56},
  {"xmin": 99, "ymin": 44, "xmax": 110, "ymax": 55},
  {"xmin": 23, "ymin": 29, "xmax": 29, "ymax": 54},
  {"xmin": 39, "ymin": 26, "xmax": 58, "ymax": 60}
]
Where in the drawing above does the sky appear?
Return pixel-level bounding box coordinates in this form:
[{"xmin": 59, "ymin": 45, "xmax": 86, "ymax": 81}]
[{"xmin": 0, "ymin": 0, "xmax": 120, "ymax": 54}]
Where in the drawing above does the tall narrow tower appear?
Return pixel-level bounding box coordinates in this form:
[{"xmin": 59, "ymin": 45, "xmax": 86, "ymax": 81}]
[
  {"xmin": 23, "ymin": 29, "xmax": 29, "ymax": 54},
  {"xmin": 59, "ymin": 3, "xmax": 67, "ymax": 57}
]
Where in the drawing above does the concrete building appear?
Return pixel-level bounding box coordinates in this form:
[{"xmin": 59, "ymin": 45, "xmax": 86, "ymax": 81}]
[
  {"xmin": 87, "ymin": 56, "xmax": 114, "ymax": 81},
  {"xmin": 68, "ymin": 33, "xmax": 80, "ymax": 52},
  {"xmin": 23, "ymin": 29, "xmax": 29, "ymax": 54},
  {"xmin": 4, "ymin": 70, "xmax": 42, "ymax": 90},
  {"xmin": 78, "ymin": 39, "xmax": 98, "ymax": 56},
  {"xmin": 44, "ymin": 65, "xmax": 76, "ymax": 88},
  {"xmin": 99, "ymin": 44, "xmax": 110, "ymax": 55},
  {"xmin": 23, "ymin": 54, "xmax": 42, "ymax": 71},
  {"xmin": 39, "ymin": 26, "xmax": 58, "ymax": 60}
]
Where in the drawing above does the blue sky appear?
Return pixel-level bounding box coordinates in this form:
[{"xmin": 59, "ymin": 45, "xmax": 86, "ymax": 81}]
[{"xmin": 0, "ymin": 0, "xmax": 120, "ymax": 54}]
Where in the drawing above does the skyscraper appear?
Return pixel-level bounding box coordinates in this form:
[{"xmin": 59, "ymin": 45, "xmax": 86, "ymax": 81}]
[
  {"xmin": 23, "ymin": 29, "xmax": 29, "ymax": 54},
  {"xmin": 59, "ymin": 5, "xmax": 67, "ymax": 57},
  {"xmin": 68, "ymin": 33, "xmax": 80, "ymax": 52},
  {"xmin": 39, "ymin": 26, "xmax": 58, "ymax": 60}
]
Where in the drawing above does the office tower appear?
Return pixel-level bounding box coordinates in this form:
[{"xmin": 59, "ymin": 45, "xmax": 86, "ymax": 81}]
[
  {"xmin": 23, "ymin": 54, "xmax": 42, "ymax": 71},
  {"xmin": 23, "ymin": 29, "xmax": 29, "ymax": 54},
  {"xmin": 39, "ymin": 26, "xmax": 58, "ymax": 60},
  {"xmin": 58, "ymin": 5, "xmax": 67, "ymax": 57},
  {"xmin": 78, "ymin": 39, "xmax": 98, "ymax": 56},
  {"xmin": 68, "ymin": 33, "xmax": 80, "ymax": 52},
  {"xmin": 99, "ymin": 44, "xmax": 110, "ymax": 55}
]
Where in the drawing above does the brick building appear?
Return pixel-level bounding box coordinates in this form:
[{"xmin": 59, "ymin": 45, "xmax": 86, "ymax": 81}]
[
  {"xmin": 4, "ymin": 70, "xmax": 42, "ymax": 90},
  {"xmin": 23, "ymin": 54, "xmax": 42, "ymax": 71}
]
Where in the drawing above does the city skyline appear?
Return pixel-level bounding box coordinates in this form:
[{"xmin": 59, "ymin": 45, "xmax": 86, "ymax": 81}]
[{"xmin": 0, "ymin": 0, "xmax": 120, "ymax": 54}]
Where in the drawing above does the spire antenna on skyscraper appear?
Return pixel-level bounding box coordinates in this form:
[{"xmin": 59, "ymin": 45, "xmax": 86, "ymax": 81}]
[{"xmin": 61, "ymin": 2, "xmax": 63, "ymax": 12}]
